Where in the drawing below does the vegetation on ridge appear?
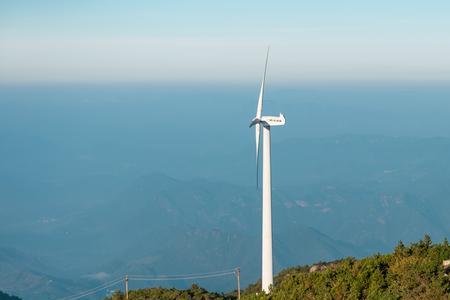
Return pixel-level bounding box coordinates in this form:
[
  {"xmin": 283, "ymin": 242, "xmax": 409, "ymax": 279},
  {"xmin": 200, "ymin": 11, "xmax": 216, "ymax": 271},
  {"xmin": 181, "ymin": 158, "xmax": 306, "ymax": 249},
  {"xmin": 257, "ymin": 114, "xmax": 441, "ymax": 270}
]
[
  {"xmin": 246, "ymin": 235, "xmax": 450, "ymax": 299},
  {"xmin": 105, "ymin": 236, "xmax": 450, "ymax": 300},
  {"xmin": 105, "ymin": 284, "xmax": 234, "ymax": 300}
]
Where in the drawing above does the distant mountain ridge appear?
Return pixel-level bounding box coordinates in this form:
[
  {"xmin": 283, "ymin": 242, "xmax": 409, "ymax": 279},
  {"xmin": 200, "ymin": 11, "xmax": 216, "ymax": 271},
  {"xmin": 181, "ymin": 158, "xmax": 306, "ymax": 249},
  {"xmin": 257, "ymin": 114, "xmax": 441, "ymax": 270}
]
[{"xmin": 3, "ymin": 135, "xmax": 450, "ymax": 298}]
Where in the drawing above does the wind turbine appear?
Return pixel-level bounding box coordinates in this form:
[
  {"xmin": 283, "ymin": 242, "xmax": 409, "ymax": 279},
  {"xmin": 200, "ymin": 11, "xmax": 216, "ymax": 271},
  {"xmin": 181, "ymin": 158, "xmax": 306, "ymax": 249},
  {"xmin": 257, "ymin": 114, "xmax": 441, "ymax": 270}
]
[{"xmin": 249, "ymin": 48, "xmax": 286, "ymax": 293}]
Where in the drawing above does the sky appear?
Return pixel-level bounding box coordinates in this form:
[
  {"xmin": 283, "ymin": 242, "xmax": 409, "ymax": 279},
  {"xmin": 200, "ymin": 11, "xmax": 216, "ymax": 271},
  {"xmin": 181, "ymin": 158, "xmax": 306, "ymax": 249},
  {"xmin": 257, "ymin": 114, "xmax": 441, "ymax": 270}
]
[{"xmin": 1, "ymin": 0, "xmax": 450, "ymax": 84}]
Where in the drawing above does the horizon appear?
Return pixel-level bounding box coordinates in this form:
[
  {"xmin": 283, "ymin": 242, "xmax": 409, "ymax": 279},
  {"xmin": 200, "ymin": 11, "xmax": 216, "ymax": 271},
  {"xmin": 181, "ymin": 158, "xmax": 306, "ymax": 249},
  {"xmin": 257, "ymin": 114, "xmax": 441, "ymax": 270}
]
[{"xmin": 1, "ymin": 1, "xmax": 450, "ymax": 84}]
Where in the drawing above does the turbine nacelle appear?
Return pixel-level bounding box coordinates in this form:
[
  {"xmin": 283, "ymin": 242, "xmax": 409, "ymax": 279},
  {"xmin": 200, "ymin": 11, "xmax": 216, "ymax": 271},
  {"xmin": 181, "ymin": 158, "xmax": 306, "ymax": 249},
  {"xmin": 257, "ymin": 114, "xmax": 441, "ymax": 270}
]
[
  {"xmin": 250, "ymin": 113, "xmax": 286, "ymax": 128},
  {"xmin": 261, "ymin": 113, "xmax": 286, "ymax": 127}
]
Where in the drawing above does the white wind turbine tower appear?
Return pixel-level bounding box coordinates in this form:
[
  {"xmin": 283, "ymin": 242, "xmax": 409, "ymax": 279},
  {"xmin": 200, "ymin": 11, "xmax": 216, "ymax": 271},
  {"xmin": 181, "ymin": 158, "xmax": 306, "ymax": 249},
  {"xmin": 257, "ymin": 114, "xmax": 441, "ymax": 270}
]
[{"xmin": 249, "ymin": 48, "xmax": 286, "ymax": 293}]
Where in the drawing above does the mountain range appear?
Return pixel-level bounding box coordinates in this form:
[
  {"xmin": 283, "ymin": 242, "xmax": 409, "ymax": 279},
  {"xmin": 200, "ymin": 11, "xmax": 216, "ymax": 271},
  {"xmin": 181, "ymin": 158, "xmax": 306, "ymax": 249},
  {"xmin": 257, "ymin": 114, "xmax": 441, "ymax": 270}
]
[
  {"xmin": 2, "ymin": 85, "xmax": 450, "ymax": 299},
  {"xmin": 3, "ymin": 135, "xmax": 450, "ymax": 299}
]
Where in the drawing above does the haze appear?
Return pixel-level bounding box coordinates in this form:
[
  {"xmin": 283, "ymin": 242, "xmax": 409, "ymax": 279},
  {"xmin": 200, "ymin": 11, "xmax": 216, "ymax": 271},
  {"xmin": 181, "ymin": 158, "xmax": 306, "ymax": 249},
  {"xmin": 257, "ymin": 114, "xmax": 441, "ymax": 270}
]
[{"xmin": 1, "ymin": 0, "xmax": 450, "ymax": 84}]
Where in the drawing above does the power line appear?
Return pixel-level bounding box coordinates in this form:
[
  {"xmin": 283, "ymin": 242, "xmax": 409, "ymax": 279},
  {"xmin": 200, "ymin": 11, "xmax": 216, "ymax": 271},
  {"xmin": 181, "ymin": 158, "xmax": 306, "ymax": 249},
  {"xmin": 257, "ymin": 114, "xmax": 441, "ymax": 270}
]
[
  {"xmin": 55, "ymin": 268, "xmax": 240, "ymax": 300},
  {"xmin": 127, "ymin": 268, "xmax": 237, "ymax": 279},
  {"xmin": 128, "ymin": 271, "xmax": 236, "ymax": 281},
  {"xmin": 55, "ymin": 277, "xmax": 124, "ymax": 300}
]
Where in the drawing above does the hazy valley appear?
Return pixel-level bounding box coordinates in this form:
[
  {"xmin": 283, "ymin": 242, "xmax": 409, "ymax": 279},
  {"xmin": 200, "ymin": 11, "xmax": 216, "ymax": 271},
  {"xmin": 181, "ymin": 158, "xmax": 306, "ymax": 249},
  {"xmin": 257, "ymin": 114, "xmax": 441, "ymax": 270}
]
[{"xmin": 1, "ymin": 85, "xmax": 450, "ymax": 299}]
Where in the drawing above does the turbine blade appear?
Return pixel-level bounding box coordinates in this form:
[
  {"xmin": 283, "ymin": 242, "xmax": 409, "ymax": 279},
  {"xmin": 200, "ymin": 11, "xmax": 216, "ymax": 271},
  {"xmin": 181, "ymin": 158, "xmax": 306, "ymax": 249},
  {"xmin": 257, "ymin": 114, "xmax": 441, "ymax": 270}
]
[
  {"xmin": 256, "ymin": 47, "xmax": 270, "ymax": 119},
  {"xmin": 254, "ymin": 47, "xmax": 269, "ymax": 188}
]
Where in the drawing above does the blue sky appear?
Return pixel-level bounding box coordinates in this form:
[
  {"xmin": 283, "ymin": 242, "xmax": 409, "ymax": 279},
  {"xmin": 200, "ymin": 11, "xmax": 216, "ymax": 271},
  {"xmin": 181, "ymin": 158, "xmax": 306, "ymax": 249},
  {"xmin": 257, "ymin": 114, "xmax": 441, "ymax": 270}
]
[{"xmin": 1, "ymin": 0, "xmax": 449, "ymax": 84}]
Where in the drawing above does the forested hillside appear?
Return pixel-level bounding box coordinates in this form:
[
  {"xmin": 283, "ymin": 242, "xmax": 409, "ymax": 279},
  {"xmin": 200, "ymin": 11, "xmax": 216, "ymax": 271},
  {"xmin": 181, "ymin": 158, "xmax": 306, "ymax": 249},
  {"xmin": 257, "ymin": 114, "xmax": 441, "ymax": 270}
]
[
  {"xmin": 244, "ymin": 235, "xmax": 450, "ymax": 299},
  {"xmin": 106, "ymin": 236, "xmax": 450, "ymax": 300}
]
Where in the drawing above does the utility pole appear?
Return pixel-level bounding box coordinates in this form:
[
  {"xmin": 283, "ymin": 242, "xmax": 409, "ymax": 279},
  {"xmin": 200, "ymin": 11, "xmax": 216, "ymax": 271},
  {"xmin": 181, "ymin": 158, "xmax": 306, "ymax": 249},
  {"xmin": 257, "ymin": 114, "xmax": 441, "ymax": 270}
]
[
  {"xmin": 235, "ymin": 268, "xmax": 241, "ymax": 300},
  {"xmin": 125, "ymin": 275, "xmax": 129, "ymax": 300}
]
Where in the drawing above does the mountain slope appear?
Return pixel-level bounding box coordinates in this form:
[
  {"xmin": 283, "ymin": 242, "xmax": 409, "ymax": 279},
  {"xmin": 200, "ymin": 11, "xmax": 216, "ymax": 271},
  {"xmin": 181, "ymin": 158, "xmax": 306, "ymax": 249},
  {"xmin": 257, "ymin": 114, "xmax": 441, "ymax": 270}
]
[
  {"xmin": 93, "ymin": 174, "xmax": 362, "ymax": 291},
  {"xmin": 0, "ymin": 248, "xmax": 82, "ymax": 300}
]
